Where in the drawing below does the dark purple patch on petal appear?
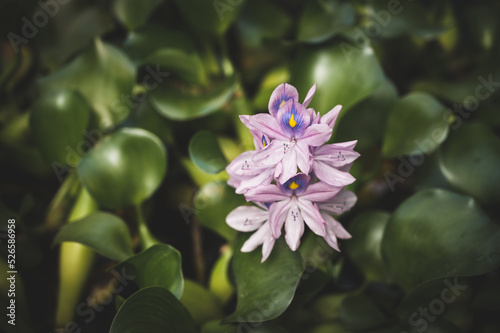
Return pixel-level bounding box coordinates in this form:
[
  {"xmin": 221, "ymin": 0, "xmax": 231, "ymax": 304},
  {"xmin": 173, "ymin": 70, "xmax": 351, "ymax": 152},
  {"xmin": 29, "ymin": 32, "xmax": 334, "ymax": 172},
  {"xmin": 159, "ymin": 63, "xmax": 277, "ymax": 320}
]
[
  {"xmin": 277, "ymin": 101, "xmax": 310, "ymax": 138},
  {"xmin": 279, "ymin": 173, "xmax": 310, "ymax": 196}
]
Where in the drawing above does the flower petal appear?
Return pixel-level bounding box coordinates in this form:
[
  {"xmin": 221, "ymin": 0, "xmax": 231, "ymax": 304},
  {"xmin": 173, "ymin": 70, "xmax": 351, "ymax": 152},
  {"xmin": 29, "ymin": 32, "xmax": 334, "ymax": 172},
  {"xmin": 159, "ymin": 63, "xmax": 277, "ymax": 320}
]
[
  {"xmin": 285, "ymin": 202, "xmax": 304, "ymax": 251},
  {"xmin": 226, "ymin": 205, "xmax": 268, "ymax": 232},
  {"xmin": 268, "ymin": 83, "xmax": 299, "ymax": 117},
  {"xmin": 297, "ymin": 199, "xmax": 326, "ymax": 236},
  {"xmin": 321, "ymin": 105, "xmax": 342, "ymax": 129},
  {"xmin": 277, "ymin": 100, "xmax": 310, "ymax": 138},
  {"xmin": 295, "ymin": 141, "xmax": 312, "ymax": 175},
  {"xmin": 269, "ymin": 199, "xmax": 291, "ymax": 238},
  {"xmin": 241, "ymin": 224, "xmax": 269, "ymax": 252},
  {"xmin": 318, "ymin": 190, "xmax": 357, "ymax": 215},
  {"xmin": 312, "ymin": 160, "xmax": 356, "ymax": 187},
  {"xmin": 278, "ymin": 146, "xmax": 298, "ymax": 184},
  {"xmin": 261, "ymin": 230, "xmax": 276, "ymax": 262},
  {"xmin": 302, "ymin": 83, "xmax": 317, "ymax": 108},
  {"xmin": 244, "ymin": 113, "xmax": 289, "ymax": 141},
  {"xmin": 244, "ymin": 184, "xmax": 289, "ymax": 202},
  {"xmin": 235, "ymin": 167, "xmax": 274, "ymax": 194},
  {"xmin": 313, "ymin": 143, "xmax": 360, "ymax": 167},
  {"xmin": 299, "ymin": 123, "xmax": 332, "ymax": 146},
  {"xmin": 299, "ymin": 182, "xmax": 342, "ymax": 202},
  {"xmin": 253, "ymin": 139, "xmax": 289, "ymax": 167}
]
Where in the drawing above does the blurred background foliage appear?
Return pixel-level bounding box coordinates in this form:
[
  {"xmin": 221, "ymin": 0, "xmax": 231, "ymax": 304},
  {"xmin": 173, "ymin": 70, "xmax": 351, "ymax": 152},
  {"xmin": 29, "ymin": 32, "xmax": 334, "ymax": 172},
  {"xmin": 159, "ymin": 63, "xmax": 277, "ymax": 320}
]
[{"xmin": 1, "ymin": 0, "xmax": 500, "ymax": 332}]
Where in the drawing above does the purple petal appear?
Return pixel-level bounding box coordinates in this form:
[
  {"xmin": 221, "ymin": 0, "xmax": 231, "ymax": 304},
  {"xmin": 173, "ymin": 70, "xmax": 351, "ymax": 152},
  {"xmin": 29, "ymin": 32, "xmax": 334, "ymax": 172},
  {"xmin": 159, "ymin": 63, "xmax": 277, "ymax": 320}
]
[
  {"xmin": 318, "ymin": 190, "xmax": 357, "ymax": 215},
  {"xmin": 312, "ymin": 160, "xmax": 356, "ymax": 187},
  {"xmin": 314, "ymin": 143, "xmax": 360, "ymax": 167},
  {"xmin": 226, "ymin": 205, "xmax": 268, "ymax": 232},
  {"xmin": 241, "ymin": 224, "xmax": 268, "ymax": 252},
  {"xmin": 321, "ymin": 105, "xmax": 342, "ymax": 129},
  {"xmin": 269, "ymin": 199, "xmax": 291, "ymax": 238},
  {"xmin": 244, "ymin": 184, "xmax": 289, "ymax": 203},
  {"xmin": 253, "ymin": 139, "xmax": 289, "ymax": 167},
  {"xmin": 297, "ymin": 199, "xmax": 326, "ymax": 236},
  {"xmin": 285, "ymin": 202, "xmax": 304, "ymax": 251},
  {"xmin": 279, "ymin": 173, "xmax": 310, "ymax": 196},
  {"xmin": 299, "ymin": 123, "xmax": 332, "ymax": 146},
  {"xmin": 302, "ymin": 83, "xmax": 317, "ymax": 108},
  {"xmin": 245, "ymin": 113, "xmax": 289, "ymax": 141},
  {"xmin": 268, "ymin": 83, "xmax": 299, "ymax": 117},
  {"xmin": 299, "ymin": 182, "xmax": 342, "ymax": 202},
  {"xmin": 277, "ymin": 100, "xmax": 311, "ymax": 138}
]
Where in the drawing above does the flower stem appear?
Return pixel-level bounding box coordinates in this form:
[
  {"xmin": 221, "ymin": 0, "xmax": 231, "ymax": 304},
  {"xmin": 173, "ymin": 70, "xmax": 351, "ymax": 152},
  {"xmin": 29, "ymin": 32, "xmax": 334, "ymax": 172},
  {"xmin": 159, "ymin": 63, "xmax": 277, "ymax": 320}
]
[{"xmin": 135, "ymin": 203, "xmax": 158, "ymax": 250}]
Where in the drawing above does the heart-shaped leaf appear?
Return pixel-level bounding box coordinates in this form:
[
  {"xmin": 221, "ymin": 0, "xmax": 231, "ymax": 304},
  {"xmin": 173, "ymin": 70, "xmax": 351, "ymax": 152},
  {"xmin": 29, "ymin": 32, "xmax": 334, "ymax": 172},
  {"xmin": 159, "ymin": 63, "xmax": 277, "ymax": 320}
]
[
  {"xmin": 224, "ymin": 235, "xmax": 303, "ymax": 323},
  {"xmin": 114, "ymin": 244, "xmax": 183, "ymax": 298},
  {"xmin": 110, "ymin": 287, "xmax": 196, "ymax": 333},
  {"xmin": 438, "ymin": 122, "xmax": 500, "ymax": 204},
  {"xmin": 39, "ymin": 39, "xmax": 136, "ymax": 130},
  {"xmin": 383, "ymin": 92, "xmax": 449, "ymax": 157},
  {"xmin": 292, "ymin": 41, "xmax": 384, "ymax": 114},
  {"xmin": 189, "ymin": 131, "xmax": 227, "ymax": 174},
  {"xmin": 53, "ymin": 212, "xmax": 133, "ymax": 261},
  {"xmin": 77, "ymin": 128, "xmax": 166, "ymax": 209},
  {"xmin": 381, "ymin": 188, "xmax": 500, "ymax": 290}
]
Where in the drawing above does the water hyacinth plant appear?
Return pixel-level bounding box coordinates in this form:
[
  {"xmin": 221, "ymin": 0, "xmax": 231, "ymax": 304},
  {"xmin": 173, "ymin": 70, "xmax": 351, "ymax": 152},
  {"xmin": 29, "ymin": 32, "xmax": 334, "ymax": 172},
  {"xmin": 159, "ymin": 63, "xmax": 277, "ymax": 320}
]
[{"xmin": 227, "ymin": 83, "xmax": 359, "ymax": 261}]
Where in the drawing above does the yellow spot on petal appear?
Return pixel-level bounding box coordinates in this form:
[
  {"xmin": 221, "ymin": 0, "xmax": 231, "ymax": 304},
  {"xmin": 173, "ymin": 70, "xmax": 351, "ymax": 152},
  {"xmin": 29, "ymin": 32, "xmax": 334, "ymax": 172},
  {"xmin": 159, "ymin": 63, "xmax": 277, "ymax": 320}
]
[
  {"xmin": 279, "ymin": 100, "xmax": 286, "ymax": 108},
  {"xmin": 289, "ymin": 181, "xmax": 299, "ymax": 190},
  {"xmin": 262, "ymin": 139, "xmax": 267, "ymax": 147},
  {"xmin": 289, "ymin": 114, "xmax": 297, "ymax": 128}
]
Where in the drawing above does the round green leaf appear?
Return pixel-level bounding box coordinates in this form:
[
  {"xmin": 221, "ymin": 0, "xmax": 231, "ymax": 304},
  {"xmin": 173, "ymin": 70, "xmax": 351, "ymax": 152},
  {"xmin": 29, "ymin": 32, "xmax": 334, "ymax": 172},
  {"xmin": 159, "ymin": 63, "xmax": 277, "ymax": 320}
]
[
  {"xmin": 292, "ymin": 41, "xmax": 384, "ymax": 114},
  {"xmin": 150, "ymin": 74, "xmax": 237, "ymax": 121},
  {"xmin": 438, "ymin": 123, "xmax": 500, "ymax": 204},
  {"xmin": 39, "ymin": 39, "xmax": 136, "ymax": 130},
  {"xmin": 339, "ymin": 294, "xmax": 387, "ymax": 331},
  {"xmin": 194, "ymin": 182, "xmax": 245, "ymax": 241},
  {"xmin": 110, "ymin": 287, "xmax": 196, "ymax": 333},
  {"xmin": 30, "ymin": 89, "xmax": 91, "ymax": 166},
  {"xmin": 113, "ymin": 0, "xmax": 163, "ymax": 31},
  {"xmin": 144, "ymin": 49, "xmax": 206, "ymax": 84},
  {"xmin": 381, "ymin": 189, "xmax": 500, "ymax": 290},
  {"xmin": 383, "ymin": 92, "xmax": 449, "ymax": 157},
  {"xmin": 114, "ymin": 244, "xmax": 183, "ymax": 298},
  {"xmin": 189, "ymin": 131, "xmax": 227, "ymax": 174},
  {"xmin": 53, "ymin": 212, "xmax": 133, "ymax": 261},
  {"xmin": 297, "ymin": 0, "xmax": 354, "ymax": 43},
  {"xmin": 78, "ymin": 128, "xmax": 166, "ymax": 209},
  {"xmin": 180, "ymin": 280, "xmax": 224, "ymax": 326},
  {"xmin": 345, "ymin": 211, "xmax": 391, "ymax": 282},
  {"xmin": 224, "ymin": 235, "xmax": 304, "ymax": 323}
]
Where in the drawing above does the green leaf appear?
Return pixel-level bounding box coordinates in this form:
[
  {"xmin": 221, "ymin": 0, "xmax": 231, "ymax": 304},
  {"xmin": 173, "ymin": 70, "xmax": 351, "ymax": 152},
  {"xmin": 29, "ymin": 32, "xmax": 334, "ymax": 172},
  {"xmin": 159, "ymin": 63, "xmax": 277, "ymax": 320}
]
[
  {"xmin": 114, "ymin": 244, "xmax": 183, "ymax": 298},
  {"xmin": 224, "ymin": 235, "xmax": 303, "ymax": 323},
  {"xmin": 180, "ymin": 280, "xmax": 224, "ymax": 326},
  {"xmin": 438, "ymin": 123, "xmax": 500, "ymax": 204},
  {"xmin": 53, "ymin": 212, "xmax": 133, "ymax": 261},
  {"xmin": 77, "ymin": 128, "xmax": 166, "ymax": 209},
  {"xmin": 345, "ymin": 211, "xmax": 391, "ymax": 282},
  {"xmin": 144, "ymin": 49, "xmax": 207, "ymax": 84},
  {"xmin": 382, "ymin": 92, "xmax": 449, "ymax": 157},
  {"xmin": 30, "ymin": 89, "xmax": 91, "ymax": 166},
  {"xmin": 194, "ymin": 182, "xmax": 245, "ymax": 241},
  {"xmin": 292, "ymin": 41, "xmax": 384, "ymax": 114},
  {"xmin": 381, "ymin": 188, "xmax": 500, "ymax": 290},
  {"xmin": 110, "ymin": 287, "xmax": 196, "ymax": 333},
  {"xmin": 297, "ymin": 0, "xmax": 354, "ymax": 43},
  {"xmin": 334, "ymin": 78, "xmax": 397, "ymax": 151},
  {"xmin": 172, "ymin": 0, "xmax": 246, "ymax": 36},
  {"xmin": 39, "ymin": 39, "xmax": 136, "ymax": 130},
  {"xmin": 189, "ymin": 131, "xmax": 228, "ymax": 174},
  {"xmin": 339, "ymin": 294, "xmax": 387, "ymax": 331},
  {"xmin": 209, "ymin": 246, "xmax": 234, "ymax": 304},
  {"xmin": 113, "ymin": 0, "xmax": 163, "ymax": 31},
  {"xmin": 150, "ymin": 74, "xmax": 237, "ymax": 121}
]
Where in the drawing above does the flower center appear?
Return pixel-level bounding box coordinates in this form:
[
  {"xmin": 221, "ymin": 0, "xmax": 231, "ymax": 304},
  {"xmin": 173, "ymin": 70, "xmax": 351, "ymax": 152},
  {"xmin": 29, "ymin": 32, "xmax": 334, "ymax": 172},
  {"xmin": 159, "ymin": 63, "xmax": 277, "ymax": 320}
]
[{"xmin": 289, "ymin": 114, "xmax": 297, "ymax": 128}]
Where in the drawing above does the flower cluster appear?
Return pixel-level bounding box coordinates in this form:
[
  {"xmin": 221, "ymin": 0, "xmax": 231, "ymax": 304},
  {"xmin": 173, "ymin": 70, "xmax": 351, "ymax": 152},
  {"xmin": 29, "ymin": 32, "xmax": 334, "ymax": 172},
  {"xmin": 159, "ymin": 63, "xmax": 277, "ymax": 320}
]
[{"xmin": 226, "ymin": 83, "xmax": 360, "ymax": 262}]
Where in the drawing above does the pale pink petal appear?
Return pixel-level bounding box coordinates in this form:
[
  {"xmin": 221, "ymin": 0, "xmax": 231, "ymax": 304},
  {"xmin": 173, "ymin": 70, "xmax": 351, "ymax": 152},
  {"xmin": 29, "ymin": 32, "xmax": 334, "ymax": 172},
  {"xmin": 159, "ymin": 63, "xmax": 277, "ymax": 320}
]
[
  {"xmin": 295, "ymin": 141, "xmax": 312, "ymax": 175},
  {"xmin": 235, "ymin": 167, "xmax": 274, "ymax": 194},
  {"xmin": 268, "ymin": 83, "xmax": 299, "ymax": 117},
  {"xmin": 299, "ymin": 182, "xmax": 342, "ymax": 202},
  {"xmin": 261, "ymin": 234, "xmax": 276, "ymax": 262},
  {"xmin": 241, "ymin": 224, "xmax": 269, "ymax": 252},
  {"xmin": 226, "ymin": 206, "xmax": 268, "ymax": 232},
  {"xmin": 278, "ymin": 147, "xmax": 298, "ymax": 184},
  {"xmin": 299, "ymin": 124, "xmax": 332, "ymax": 147},
  {"xmin": 302, "ymin": 83, "xmax": 317, "ymax": 108},
  {"xmin": 318, "ymin": 190, "xmax": 357, "ymax": 215},
  {"xmin": 312, "ymin": 160, "xmax": 356, "ymax": 187},
  {"xmin": 297, "ymin": 199, "xmax": 325, "ymax": 236},
  {"xmin": 321, "ymin": 105, "xmax": 342, "ymax": 129},
  {"xmin": 244, "ymin": 113, "xmax": 289, "ymax": 141},
  {"xmin": 244, "ymin": 184, "xmax": 289, "ymax": 202},
  {"xmin": 285, "ymin": 202, "xmax": 304, "ymax": 251},
  {"xmin": 314, "ymin": 144, "xmax": 360, "ymax": 167},
  {"xmin": 321, "ymin": 212, "xmax": 340, "ymax": 251},
  {"xmin": 269, "ymin": 199, "xmax": 291, "ymax": 238},
  {"xmin": 253, "ymin": 140, "xmax": 288, "ymax": 166}
]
